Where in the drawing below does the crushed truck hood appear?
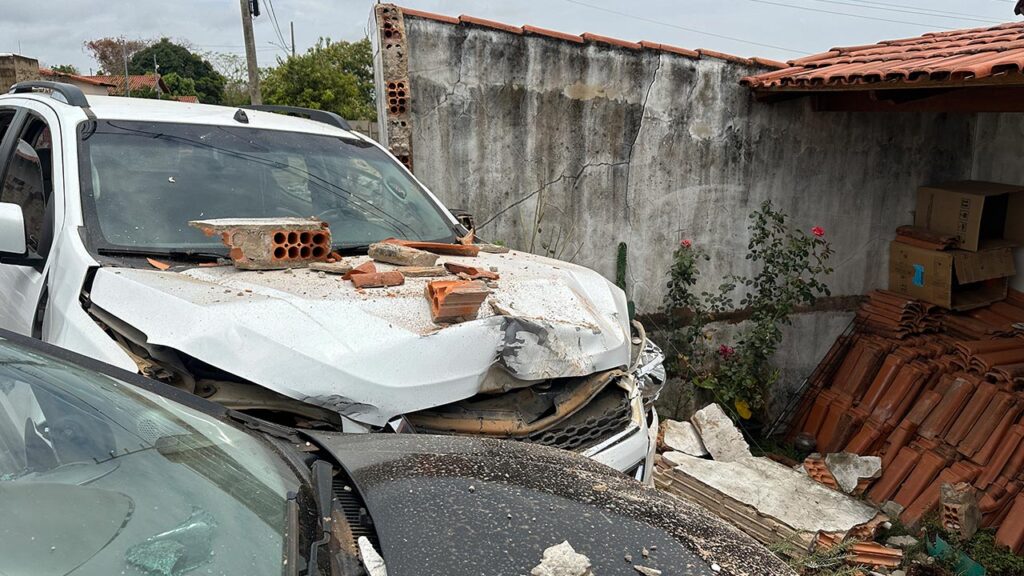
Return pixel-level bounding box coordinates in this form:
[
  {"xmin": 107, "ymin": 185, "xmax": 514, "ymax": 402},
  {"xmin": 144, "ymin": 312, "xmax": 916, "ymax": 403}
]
[
  {"xmin": 306, "ymin": 432, "xmax": 793, "ymax": 576},
  {"xmin": 88, "ymin": 250, "xmax": 631, "ymax": 426}
]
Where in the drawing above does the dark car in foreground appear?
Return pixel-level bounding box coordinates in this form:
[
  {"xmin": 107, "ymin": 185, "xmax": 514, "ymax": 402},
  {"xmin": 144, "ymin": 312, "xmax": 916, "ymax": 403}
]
[{"xmin": 0, "ymin": 330, "xmax": 791, "ymax": 576}]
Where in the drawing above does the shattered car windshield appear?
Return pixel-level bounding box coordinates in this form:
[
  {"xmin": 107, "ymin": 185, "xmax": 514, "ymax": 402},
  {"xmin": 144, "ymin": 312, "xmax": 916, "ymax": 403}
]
[
  {"xmin": 0, "ymin": 338, "xmax": 297, "ymax": 576},
  {"xmin": 78, "ymin": 119, "xmax": 456, "ymax": 252}
]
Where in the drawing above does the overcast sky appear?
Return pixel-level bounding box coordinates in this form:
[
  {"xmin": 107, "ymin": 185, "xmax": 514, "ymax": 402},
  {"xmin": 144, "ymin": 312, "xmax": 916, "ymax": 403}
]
[{"xmin": 4, "ymin": 0, "xmax": 1021, "ymax": 74}]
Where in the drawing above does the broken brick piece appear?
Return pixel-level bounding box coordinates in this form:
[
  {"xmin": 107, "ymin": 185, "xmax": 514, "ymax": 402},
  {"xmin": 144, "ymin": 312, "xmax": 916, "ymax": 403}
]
[
  {"xmin": 369, "ymin": 242, "xmax": 439, "ymax": 267},
  {"xmin": 342, "ymin": 260, "xmax": 377, "ymax": 280},
  {"xmin": 190, "ymin": 217, "xmax": 331, "ymax": 270},
  {"xmin": 425, "ymin": 280, "xmax": 490, "ymax": 323},
  {"xmin": 444, "ymin": 262, "xmax": 500, "ymax": 280},
  {"xmin": 147, "ymin": 257, "xmax": 171, "ymax": 271},
  {"xmin": 804, "ymin": 454, "xmax": 840, "ymax": 491},
  {"xmin": 310, "ymin": 261, "xmax": 354, "ymax": 275},
  {"xmin": 940, "ymin": 482, "xmax": 981, "ymax": 541},
  {"xmin": 351, "ymin": 271, "xmax": 404, "ymax": 289},
  {"xmin": 846, "ymin": 542, "xmax": 903, "ymax": 569},
  {"xmin": 383, "ymin": 237, "xmax": 481, "ymax": 257}
]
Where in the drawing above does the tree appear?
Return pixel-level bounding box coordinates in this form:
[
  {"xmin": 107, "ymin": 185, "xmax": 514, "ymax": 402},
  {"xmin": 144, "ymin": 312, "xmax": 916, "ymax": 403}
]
[
  {"xmin": 162, "ymin": 73, "xmax": 198, "ymax": 100},
  {"xmin": 129, "ymin": 39, "xmax": 225, "ymax": 104},
  {"xmin": 204, "ymin": 52, "xmax": 251, "ymax": 107},
  {"xmin": 84, "ymin": 38, "xmax": 151, "ymax": 75},
  {"xmin": 261, "ymin": 38, "xmax": 376, "ymax": 120},
  {"xmin": 49, "ymin": 64, "xmax": 80, "ymax": 75}
]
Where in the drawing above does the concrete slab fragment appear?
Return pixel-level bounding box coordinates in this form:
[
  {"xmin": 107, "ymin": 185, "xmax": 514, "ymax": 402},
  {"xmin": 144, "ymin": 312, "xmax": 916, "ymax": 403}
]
[
  {"xmin": 660, "ymin": 419, "xmax": 709, "ymax": 457},
  {"xmin": 824, "ymin": 452, "xmax": 882, "ymax": 494},
  {"xmin": 668, "ymin": 454, "xmax": 879, "ymax": 533},
  {"xmin": 691, "ymin": 404, "xmax": 752, "ymax": 462}
]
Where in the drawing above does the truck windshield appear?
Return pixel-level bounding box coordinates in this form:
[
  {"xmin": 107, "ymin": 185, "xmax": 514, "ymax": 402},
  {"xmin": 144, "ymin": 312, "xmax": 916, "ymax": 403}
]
[
  {"xmin": 78, "ymin": 119, "xmax": 456, "ymax": 253},
  {"xmin": 0, "ymin": 336, "xmax": 298, "ymax": 575}
]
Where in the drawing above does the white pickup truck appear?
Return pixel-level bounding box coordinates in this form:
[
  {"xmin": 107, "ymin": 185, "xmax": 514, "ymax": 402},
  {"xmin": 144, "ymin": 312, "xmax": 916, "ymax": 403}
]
[{"xmin": 0, "ymin": 82, "xmax": 665, "ymax": 481}]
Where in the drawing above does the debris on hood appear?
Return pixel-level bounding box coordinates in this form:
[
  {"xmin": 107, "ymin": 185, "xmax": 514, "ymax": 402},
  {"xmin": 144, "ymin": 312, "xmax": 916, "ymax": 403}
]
[
  {"xmin": 530, "ymin": 541, "xmax": 593, "ymax": 576},
  {"xmin": 425, "ymin": 279, "xmax": 490, "ymax": 323},
  {"xmin": 343, "ymin": 260, "xmax": 376, "ymax": 280},
  {"xmin": 395, "ymin": 265, "xmax": 446, "ymax": 277},
  {"xmin": 383, "ymin": 237, "xmax": 480, "ymax": 257},
  {"xmin": 477, "ymin": 242, "xmax": 510, "ymax": 254},
  {"xmin": 444, "ymin": 262, "xmax": 499, "ymax": 281},
  {"xmin": 190, "ymin": 217, "xmax": 331, "ymax": 270},
  {"xmin": 358, "ymin": 536, "xmax": 388, "ymax": 576},
  {"xmin": 369, "ymin": 242, "xmax": 439, "ymax": 267},
  {"xmin": 352, "ymin": 271, "xmax": 405, "ymax": 289},
  {"xmin": 147, "ymin": 257, "xmax": 172, "ymax": 271},
  {"xmin": 632, "ymin": 566, "xmax": 662, "ymax": 576},
  {"xmin": 691, "ymin": 403, "xmax": 753, "ymax": 462},
  {"xmin": 125, "ymin": 507, "xmax": 218, "ymax": 576},
  {"xmin": 310, "ymin": 261, "xmax": 354, "ymax": 275},
  {"xmin": 658, "ymin": 419, "xmax": 709, "ymax": 458}
]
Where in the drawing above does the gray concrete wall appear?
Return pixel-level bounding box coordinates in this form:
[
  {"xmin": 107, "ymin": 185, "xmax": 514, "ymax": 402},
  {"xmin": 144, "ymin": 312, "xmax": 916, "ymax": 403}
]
[
  {"xmin": 390, "ymin": 15, "xmax": 993, "ymax": 420},
  {"xmin": 972, "ymin": 113, "xmax": 1024, "ymax": 290},
  {"xmin": 401, "ymin": 17, "xmax": 975, "ymax": 315}
]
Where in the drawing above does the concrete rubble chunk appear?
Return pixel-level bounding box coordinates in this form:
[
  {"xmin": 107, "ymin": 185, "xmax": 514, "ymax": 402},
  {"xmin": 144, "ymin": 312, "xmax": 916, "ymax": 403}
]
[
  {"xmin": 369, "ymin": 242, "xmax": 439, "ymax": 267},
  {"xmin": 886, "ymin": 535, "xmax": 919, "ymax": 549},
  {"xmin": 477, "ymin": 243, "xmax": 510, "ymax": 254},
  {"xmin": 633, "ymin": 566, "xmax": 662, "ymax": 576},
  {"xmin": 190, "ymin": 217, "xmax": 331, "ymax": 270},
  {"xmin": 690, "ymin": 403, "xmax": 752, "ymax": 462},
  {"xmin": 309, "ymin": 261, "xmax": 354, "ymax": 275},
  {"xmin": 667, "ymin": 453, "xmax": 879, "ymax": 533},
  {"xmin": 530, "ymin": 541, "xmax": 593, "ymax": 576},
  {"xmin": 824, "ymin": 452, "xmax": 882, "ymax": 494},
  {"xmin": 358, "ymin": 536, "xmax": 388, "ymax": 576},
  {"xmin": 659, "ymin": 419, "xmax": 709, "ymax": 457},
  {"xmin": 444, "ymin": 262, "xmax": 500, "ymax": 280}
]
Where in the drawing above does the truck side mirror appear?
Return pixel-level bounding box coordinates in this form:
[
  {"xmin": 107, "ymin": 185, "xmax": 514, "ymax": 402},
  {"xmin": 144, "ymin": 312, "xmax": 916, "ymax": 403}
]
[{"xmin": 0, "ymin": 202, "xmax": 27, "ymax": 256}]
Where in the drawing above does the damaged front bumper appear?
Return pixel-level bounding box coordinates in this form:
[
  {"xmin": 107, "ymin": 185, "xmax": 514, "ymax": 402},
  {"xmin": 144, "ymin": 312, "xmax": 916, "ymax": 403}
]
[{"xmin": 408, "ymin": 322, "xmax": 666, "ymax": 483}]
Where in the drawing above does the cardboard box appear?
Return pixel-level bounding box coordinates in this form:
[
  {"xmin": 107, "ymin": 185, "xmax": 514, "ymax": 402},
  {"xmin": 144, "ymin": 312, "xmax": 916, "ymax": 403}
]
[
  {"xmin": 915, "ymin": 181, "xmax": 1024, "ymax": 252},
  {"xmin": 889, "ymin": 241, "xmax": 1015, "ymax": 311}
]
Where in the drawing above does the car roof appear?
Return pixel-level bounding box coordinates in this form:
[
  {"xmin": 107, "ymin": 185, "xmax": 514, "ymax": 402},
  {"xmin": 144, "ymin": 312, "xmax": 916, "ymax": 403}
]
[{"xmin": 3, "ymin": 92, "xmax": 361, "ymax": 139}]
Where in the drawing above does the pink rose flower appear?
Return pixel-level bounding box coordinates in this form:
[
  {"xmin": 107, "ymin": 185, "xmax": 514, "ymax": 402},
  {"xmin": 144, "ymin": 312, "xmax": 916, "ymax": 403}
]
[
  {"xmin": 718, "ymin": 344, "xmax": 735, "ymax": 359},
  {"xmin": 680, "ymin": 239, "xmax": 692, "ymax": 248},
  {"xmin": 811, "ymin": 226, "xmax": 825, "ymax": 237}
]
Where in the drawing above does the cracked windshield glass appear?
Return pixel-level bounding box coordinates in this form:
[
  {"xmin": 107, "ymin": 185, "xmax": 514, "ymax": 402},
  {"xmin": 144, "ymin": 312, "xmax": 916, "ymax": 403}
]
[
  {"xmin": 79, "ymin": 120, "xmax": 455, "ymax": 253},
  {"xmin": 0, "ymin": 339, "xmax": 297, "ymax": 576}
]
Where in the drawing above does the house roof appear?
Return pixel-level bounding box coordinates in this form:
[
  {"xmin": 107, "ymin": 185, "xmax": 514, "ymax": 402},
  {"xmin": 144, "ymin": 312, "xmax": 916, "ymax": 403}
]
[
  {"xmin": 396, "ymin": 6, "xmax": 786, "ymax": 69},
  {"xmin": 82, "ymin": 74, "xmax": 170, "ymax": 95},
  {"xmin": 39, "ymin": 68, "xmax": 116, "ymax": 87},
  {"xmin": 742, "ymin": 21, "xmax": 1024, "ymax": 91},
  {"xmin": 175, "ymin": 95, "xmax": 199, "ymax": 103}
]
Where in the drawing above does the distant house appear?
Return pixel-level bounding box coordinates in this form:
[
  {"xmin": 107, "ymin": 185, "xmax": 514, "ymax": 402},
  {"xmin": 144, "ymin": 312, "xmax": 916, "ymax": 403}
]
[
  {"xmin": 174, "ymin": 95, "xmax": 199, "ymax": 103},
  {"xmin": 39, "ymin": 68, "xmax": 116, "ymax": 95},
  {"xmin": 80, "ymin": 73, "xmax": 170, "ymax": 97}
]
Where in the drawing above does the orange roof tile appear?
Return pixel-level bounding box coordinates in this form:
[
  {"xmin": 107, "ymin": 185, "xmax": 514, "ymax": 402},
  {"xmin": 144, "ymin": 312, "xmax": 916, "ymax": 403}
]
[
  {"xmin": 39, "ymin": 68, "xmax": 115, "ymax": 87},
  {"xmin": 396, "ymin": 5, "xmax": 769, "ymax": 67},
  {"xmin": 742, "ymin": 21, "xmax": 1024, "ymax": 90}
]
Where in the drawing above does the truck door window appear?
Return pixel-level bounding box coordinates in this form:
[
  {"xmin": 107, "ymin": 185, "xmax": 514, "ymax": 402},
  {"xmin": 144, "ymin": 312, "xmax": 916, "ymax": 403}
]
[{"xmin": 0, "ymin": 115, "xmax": 53, "ymax": 259}]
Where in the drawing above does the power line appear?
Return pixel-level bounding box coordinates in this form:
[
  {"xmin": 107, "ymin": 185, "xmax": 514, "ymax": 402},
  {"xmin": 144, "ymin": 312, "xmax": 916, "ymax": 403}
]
[
  {"xmin": 263, "ymin": 0, "xmax": 290, "ymax": 52},
  {"xmin": 839, "ymin": 0, "xmax": 1011, "ymax": 21},
  {"xmin": 743, "ymin": 0, "xmax": 958, "ymax": 29},
  {"xmin": 805, "ymin": 0, "xmax": 1004, "ymax": 23},
  {"xmin": 561, "ymin": 0, "xmax": 808, "ymax": 54}
]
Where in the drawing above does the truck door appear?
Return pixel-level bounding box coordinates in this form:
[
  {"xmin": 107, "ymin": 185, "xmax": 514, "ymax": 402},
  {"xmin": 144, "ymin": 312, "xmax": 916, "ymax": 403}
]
[{"xmin": 0, "ymin": 105, "xmax": 63, "ymax": 336}]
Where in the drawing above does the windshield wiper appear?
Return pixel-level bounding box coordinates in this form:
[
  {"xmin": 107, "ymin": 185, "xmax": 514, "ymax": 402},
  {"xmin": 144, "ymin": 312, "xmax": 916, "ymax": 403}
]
[{"xmin": 97, "ymin": 247, "xmax": 227, "ymax": 262}]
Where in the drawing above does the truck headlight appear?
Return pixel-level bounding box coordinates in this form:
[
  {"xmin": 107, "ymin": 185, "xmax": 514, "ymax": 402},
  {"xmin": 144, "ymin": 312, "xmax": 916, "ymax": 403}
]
[{"xmin": 630, "ymin": 321, "xmax": 666, "ymax": 410}]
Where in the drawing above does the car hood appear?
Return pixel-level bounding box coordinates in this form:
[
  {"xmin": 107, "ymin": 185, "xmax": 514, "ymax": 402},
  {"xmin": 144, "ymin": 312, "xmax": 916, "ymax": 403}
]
[
  {"xmin": 88, "ymin": 250, "xmax": 631, "ymax": 426},
  {"xmin": 306, "ymin": 432, "xmax": 793, "ymax": 576}
]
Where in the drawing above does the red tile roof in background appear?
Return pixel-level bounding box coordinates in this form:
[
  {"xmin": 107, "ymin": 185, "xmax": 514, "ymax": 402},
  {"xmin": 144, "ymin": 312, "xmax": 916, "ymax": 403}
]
[
  {"xmin": 175, "ymin": 95, "xmax": 199, "ymax": 103},
  {"xmin": 39, "ymin": 68, "xmax": 115, "ymax": 87},
  {"xmin": 397, "ymin": 6, "xmax": 784, "ymax": 69},
  {"xmin": 742, "ymin": 21, "xmax": 1024, "ymax": 91},
  {"xmin": 82, "ymin": 74, "xmax": 169, "ymax": 95}
]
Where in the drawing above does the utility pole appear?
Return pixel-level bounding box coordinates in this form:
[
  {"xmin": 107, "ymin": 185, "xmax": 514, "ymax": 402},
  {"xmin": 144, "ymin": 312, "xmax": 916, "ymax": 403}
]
[
  {"xmin": 121, "ymin": 38, "xmax": 131, "ymax": 98},
  {"xmin": 290, "ymin": 21, "xmax": 295, "ymax": 58},
  {"xmin": 239, "ymin": 0, "xmax": 262, "ymax": 104}
]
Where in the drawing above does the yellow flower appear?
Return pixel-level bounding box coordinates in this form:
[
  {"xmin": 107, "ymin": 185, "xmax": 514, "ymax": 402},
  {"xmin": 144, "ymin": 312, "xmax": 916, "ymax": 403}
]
[{"xmin": 735, "ymin": 399, "xmax": 752, "ymax": 420}]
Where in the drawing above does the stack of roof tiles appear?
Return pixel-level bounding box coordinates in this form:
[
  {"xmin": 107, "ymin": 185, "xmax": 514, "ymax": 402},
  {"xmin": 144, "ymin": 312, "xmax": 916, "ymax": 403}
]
[{"xmin": 790, "ymin": 290, "xmax": 1024, "ymax": 553}]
